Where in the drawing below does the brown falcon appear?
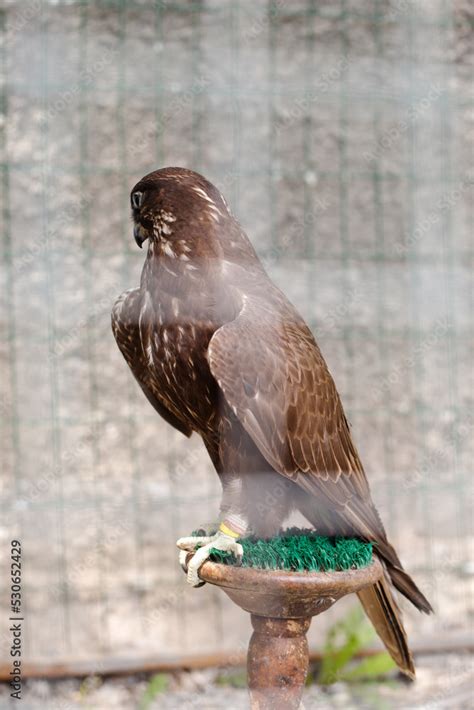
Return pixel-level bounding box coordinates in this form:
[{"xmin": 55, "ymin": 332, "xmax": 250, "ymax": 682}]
[{"xmin": 112, "ymin": 167, "xmax": 432, "ymax": 677}]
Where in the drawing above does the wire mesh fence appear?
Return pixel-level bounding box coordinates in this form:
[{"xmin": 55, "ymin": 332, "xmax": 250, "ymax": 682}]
[{"xmin": 0, "ymin": 0, "xmax": 472, "ymax": 672}]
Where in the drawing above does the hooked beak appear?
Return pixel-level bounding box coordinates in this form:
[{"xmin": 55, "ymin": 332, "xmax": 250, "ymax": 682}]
[{"xmin": 134, "ymin": 224, "xmax": 148, "ymax": 249}]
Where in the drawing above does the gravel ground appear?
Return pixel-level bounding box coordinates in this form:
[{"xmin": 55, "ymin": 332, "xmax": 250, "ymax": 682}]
[{"xmin": 0, "ymin": 654, "xmax": 473, "ymax": 709}]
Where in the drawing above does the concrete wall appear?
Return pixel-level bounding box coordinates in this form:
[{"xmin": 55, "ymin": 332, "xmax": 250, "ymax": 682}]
[{"xmin": 0, "ymin": 0, "xmax": 472, "ymax": 664}]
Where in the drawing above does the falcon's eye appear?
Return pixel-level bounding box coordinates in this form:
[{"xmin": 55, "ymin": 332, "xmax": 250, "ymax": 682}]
[{"xmin": 131, "ymin": 191, "xmax": 144, "ymax": 209}]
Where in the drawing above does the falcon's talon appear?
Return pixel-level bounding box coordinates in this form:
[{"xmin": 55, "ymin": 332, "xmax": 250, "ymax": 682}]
[
  {"xmin": 176, "ymin": 535, "xmax": 214, "ymax": 551},
  {"xmin": 193, "ymin": 522, "xmax": 219, "ymax": 537},
  {"xmin": 176, "ymin": 531, "xmax": 244, "ymax": 587},
  {"xmin": 178, "ymin": 548, "xmax": 189, "ymax": 572}
]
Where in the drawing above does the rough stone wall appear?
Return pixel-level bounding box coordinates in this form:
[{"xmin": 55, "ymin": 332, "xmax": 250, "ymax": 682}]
[{"xmin": 0, "ymin": 0, "xmax": 472, "ymax": 663}]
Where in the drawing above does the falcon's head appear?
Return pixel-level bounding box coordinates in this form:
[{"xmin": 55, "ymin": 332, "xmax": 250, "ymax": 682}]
[{"xmin": 130, "ymin": 167, "xmax": 234, "ymax": 253}]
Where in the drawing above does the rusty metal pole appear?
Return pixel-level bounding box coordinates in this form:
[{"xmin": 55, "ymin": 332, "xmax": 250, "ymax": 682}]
[
  {"xmin": 187, "ymin": 555, "xmax": 383, "ymax": 710},
  {"xmin": 247, "ymin": 615, "xmax": 311, "ymax": 710}
]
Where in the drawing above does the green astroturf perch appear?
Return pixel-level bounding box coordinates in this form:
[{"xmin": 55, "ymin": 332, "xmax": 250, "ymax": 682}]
[{"xmin": 198, "ymin": 528, "xmax": 373, "ymax": 573}]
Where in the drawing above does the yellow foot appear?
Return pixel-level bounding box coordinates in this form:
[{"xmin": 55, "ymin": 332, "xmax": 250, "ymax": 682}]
[
  {"xmin": 176, "ymin": 523, "xmax": 218, "ymax": 576},
  {"xmin": 176, "ymin": 531, "xmax": 243, "ymax": 587}
]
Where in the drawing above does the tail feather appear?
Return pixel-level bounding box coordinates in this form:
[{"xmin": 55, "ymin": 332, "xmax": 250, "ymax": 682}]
[
  {"xmin": 293, "ymin": 490, "xmax": 433, "ymax": 676},
  {"xmin": 388, "ymin": 565, "xmax": 433, "ymax": 614},
  {"xmin": 372, "ymin": 538, "xmax": 434, "ymax": 614},
  {"xmin": 357, "ymin": 576, "xmax": 415, "ymax": 679}
]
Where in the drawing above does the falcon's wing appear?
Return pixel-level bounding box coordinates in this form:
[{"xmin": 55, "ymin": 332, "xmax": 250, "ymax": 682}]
[
  {"xmin": 208, "ymin": 291, "xmax": 432, "ymax": 679},
  {"xmin": 112, "ymin": 288, "xmax": 192, "ymax": 437},
  {"xmin": 208, "ymin": 293, "xmax": 404, "ymax": 561},
  {"xmin": 207, "ymin": 292, "xmax": 432, "ymax": 612},
  {"xmin": 207, "ymin": 293, "xmax": 375, "ymax": 518}
]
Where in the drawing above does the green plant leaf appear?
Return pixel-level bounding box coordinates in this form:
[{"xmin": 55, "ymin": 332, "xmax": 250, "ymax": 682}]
[
  {"xmin": 215, "ymin": 669, "xmax": 247, "ymax": 688},
  {"xmin": 339, "ymin": 652, "xmax": 397, "ymax": 681},
  {"xmin": 318, "ymin": 608, "xmax": 367, "ymax": 684},
  {"xmin": 139, "ymin": 673, "xmax": 169, "ymax": 710},
  {"xmin": 317, "ymin": 607, "xmax": 394, "ymax": 685}
]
